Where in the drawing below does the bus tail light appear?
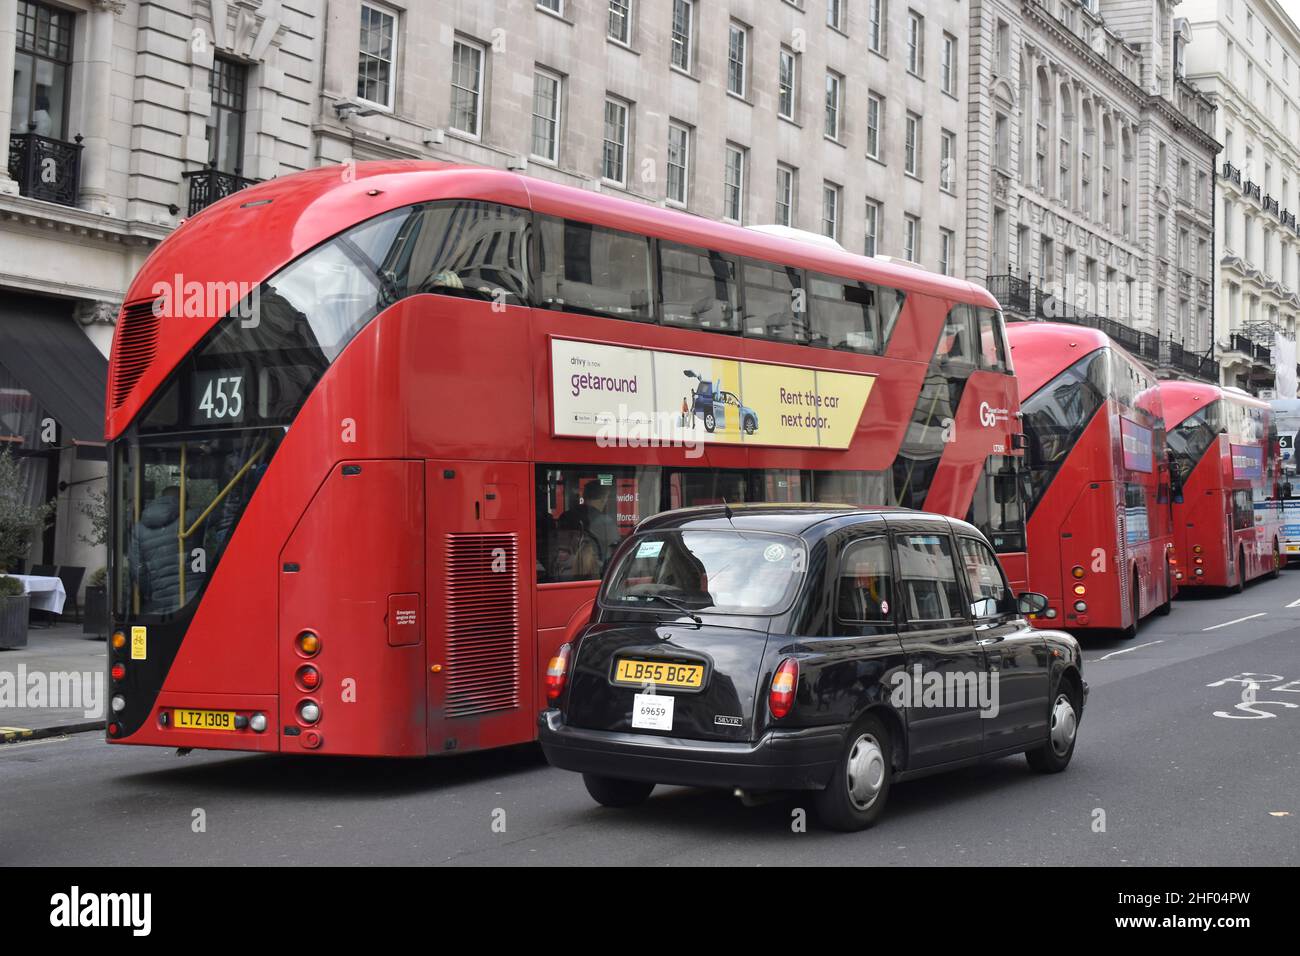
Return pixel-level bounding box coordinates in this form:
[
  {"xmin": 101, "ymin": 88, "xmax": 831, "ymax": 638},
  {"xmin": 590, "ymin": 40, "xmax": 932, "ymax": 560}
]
[
  {"xmin": 296, "ymin": 665, "xmax": 321, "ymax": 691},
  {"xmin": 546, "ymin": 643, "xmax": 572, "ymax": 702},
  {"xmin": 1071, "ymin": 566, "xmax": 1085, "ymax": 579},
  {"xmin": 769, "ymin": 658, "xmax": 799, "ymax": 719},
  {"xmin": 1072, "ymin": 583, "xmax": 1086, "ymax": 596},
  {"xmin": 111, "ymin": 632, "xmax": 126, "ymax": 650},
  {"xmin": 111, "ymin": 663, "xmax": 125, "ymax": 681},
  {"xmin": 297, "ymin": 700, "xmax": 320, "ymax": 725},
  {"xmin": 1193, "ymin": 545, "xmax": 1203, "ymax": 554},
  {"xmin": 1073, "ymin": 601, "xmax": 1087, "ymax": 613},
  {"xmin": 296, "ymin": 631, "xmax": 320, "ymax": 657}
]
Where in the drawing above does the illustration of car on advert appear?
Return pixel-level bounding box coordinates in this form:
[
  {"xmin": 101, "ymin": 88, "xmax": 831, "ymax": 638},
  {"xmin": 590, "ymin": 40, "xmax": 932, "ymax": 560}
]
[{"xmin": 684, "ymin": 369, "xmax": 760, "ymax": 435}]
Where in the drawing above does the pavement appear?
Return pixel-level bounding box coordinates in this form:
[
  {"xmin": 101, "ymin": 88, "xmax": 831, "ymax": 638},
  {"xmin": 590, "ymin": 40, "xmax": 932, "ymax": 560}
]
[
  {"xmin": 0, "ymin": 622, "xmax": 106, "ymax": 741},
  {"xmin": 1, "ymin": 575, "xmax": 1298, "ymax": 865}
]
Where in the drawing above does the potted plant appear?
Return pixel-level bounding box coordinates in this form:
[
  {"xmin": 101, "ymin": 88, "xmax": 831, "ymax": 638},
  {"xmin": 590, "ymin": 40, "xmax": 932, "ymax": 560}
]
[
  {"xmin": 0, "ymin": 573, "xmax": 28, "ymax": 648},
  {"xmin": 78, "ymin": 486, "xmax": 110, "ymax": 639},
  {"xmin": 0, "ymin": 446, "xmax": 54, "ymax": 648}
]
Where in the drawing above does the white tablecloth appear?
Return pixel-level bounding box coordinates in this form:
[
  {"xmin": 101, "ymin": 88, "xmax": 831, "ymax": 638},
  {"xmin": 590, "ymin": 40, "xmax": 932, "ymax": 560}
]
[{"xmin": 7, "ymin": 574, "xmax": 67, "ymax": 614}]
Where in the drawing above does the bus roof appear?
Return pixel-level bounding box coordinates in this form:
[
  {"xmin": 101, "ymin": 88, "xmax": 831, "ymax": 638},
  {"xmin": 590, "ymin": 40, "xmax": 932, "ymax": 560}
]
[
  {"xmin": 1004, "ymin": 321, "xmax": 1112, "ymax": 398},
  {"xmin": 108, "ymin": 161, "xmax": 998, "ymax": 439},
  {"xmin": 1157, "ymin": 379, "xmax": 1270, "ymax": 430}
]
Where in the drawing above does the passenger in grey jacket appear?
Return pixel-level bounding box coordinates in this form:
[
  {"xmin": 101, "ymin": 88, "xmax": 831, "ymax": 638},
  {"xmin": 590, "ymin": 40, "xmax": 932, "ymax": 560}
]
[{"xmin": 129, "ymin": 487, "xmax": 201, "ymax": 613}]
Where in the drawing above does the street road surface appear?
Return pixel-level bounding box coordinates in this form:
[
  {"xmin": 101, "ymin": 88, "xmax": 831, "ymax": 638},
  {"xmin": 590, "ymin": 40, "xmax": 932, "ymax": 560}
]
[{"xmin": 3, "ymin": 575, "xmax": 1298, "ymax": 866}]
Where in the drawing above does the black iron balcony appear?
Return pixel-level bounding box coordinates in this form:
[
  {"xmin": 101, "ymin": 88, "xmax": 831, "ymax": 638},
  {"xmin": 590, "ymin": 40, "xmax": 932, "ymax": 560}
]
[
  {"xmin": 1165, "ymin": 341, "xmax": 1220, "ymax": 382},
  {"xmin": 1265, "ymin": 195, "xmax": 1281, "ymax": 216},
  {"xmin": 1221, "ymin": 161, "xmax": 1242, "ymax": 185},
  {"xmin": 7, "ymin": 131, "xmax": 83, "ymax": 206},
  {"xmin": 985, "ymin": 274, "xmax": 1033, "ymax": 313},
  {"xmin": 1283, "ymin": 210, "xmax": 1297, "ymax": 230},
  {"xmin": 181, "ymin": 163, "xmax": 261, "ymax": 216},
  {"xmin": 1230, "ymin": 333, "xmax": 1272, "ymax": 365},
  {"xmin": 1244, "ymin": 180, "xmax": 1262, "ymax": 201}
]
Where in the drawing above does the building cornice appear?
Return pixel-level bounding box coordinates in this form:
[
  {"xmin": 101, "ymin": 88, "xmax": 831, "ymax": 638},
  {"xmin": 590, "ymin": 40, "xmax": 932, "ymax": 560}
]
[{"xmin": 0, "ymin": 195, "xmax": 170, "ymax": 246}]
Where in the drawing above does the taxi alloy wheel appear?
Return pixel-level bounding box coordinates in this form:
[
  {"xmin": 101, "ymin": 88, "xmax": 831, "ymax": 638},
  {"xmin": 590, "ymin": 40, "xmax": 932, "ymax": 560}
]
[
  {"xmin": 1048, "ymin": 693, "xmax": 1078, "ymax": 758},
  {"xmin": 1026, "ymin": 681, "xmax": 1080, "ymax": 774},
  {"xmin": 814, "ymin": 713, "xmax": 892, "ymax": 831}
]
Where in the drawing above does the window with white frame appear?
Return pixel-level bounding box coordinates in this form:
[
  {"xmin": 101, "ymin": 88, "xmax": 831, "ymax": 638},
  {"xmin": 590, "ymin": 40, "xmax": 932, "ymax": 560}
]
[
  {"xmin": 822, "ymin": 182, "xmax": 841, "ymax": 239},
  {"xmin": 866, "ymin": 93, "xmax": 883, "ymax": 159},
  {"xmin": 778, "ymin": 48, "xmax": 797, "ymax": 119},
  {"xmin": 723, "ymin": 143, "xmax": 746, "ymax": 221},
  {"xmin": 776, "ymin": 164, "xmax": 796, "ymax": 226},
  {"xmin": 869, "ymin": 0, "xmax": 886, "ymax": 54},
  {"xmin": 671, "ymin": 0, "xmax": 694, "ymax": 71},
  {"xmin": 450, "ymin": 38, "xmax": 484, "ymax": 136},
  {"xmin": 939, "ymin": 228, "xmax": 954, "ymax": 275},
  {"xmin": 904, "ymin": 213, "xmax": 920, "ymax": 262},
  {"xmin": 905, "ymin": 112, "xmax": 920, "ymax": 176},
  {"xmin": 828, "ymin": 0, "xmax": 844, "ymax": 31},
  {"xmin": 537, "ymin": 0, "xmax": 563, "ymax": 13},
  {"xmin": 728, "ymin": 22, "xmax": 748, "ymax": 96},
  {"xmin": 358, "ymin": 3, "xmax": 398, "ymax": 109},
  {"xmin": 603, "ymin": 96, "xmax": 629, "ymax": 184},
  {"xmin": 941, "ymin": 32, "xmax": 956, "ymax": 94},
  {"xmin": 608, "ymin": 0, "xmax": 632, "ymax": 45},
  {"xmin": 865, "ymin": 198, "xmax": 881, "ymax": 256},
  {"xmin": 825, "ymin": 71, "xmax": 843, "ymax": 140},
  {"xmin": 531, "ymin": 69, "xmax": 561, "ymax": 162},
  {"xmin": 939, "ymin": 129, "xmax": 955, "ymax": 192},
  {"xmin": 667, "ymin": 121, "xmax": 690, "ymax": 205},
  {"xmin": 907, "ymin": 11, "xmax": 923, "ymax": 76}
]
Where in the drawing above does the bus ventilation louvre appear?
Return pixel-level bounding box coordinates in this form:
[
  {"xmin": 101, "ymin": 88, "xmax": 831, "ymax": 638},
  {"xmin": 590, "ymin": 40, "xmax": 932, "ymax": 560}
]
[
  {"xmin": 110, "ymin": 299, "xmax": 161, "ymax": 408},
  {"xmin": 444, "ymin": 533, "xmax": 520, "ymax": 718}
]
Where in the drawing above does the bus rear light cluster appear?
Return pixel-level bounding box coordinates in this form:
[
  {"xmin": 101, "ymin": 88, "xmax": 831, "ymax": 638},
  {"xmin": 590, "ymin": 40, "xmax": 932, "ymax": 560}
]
[
  {"xmin": 1193, "ymin": 545, "xmax": 1204, "ymax": 554},
  {"xmin": 110, "ymin": 663, "xmax": 126, "ymax": 681},
  {"xmin": 1073, "ymin": 601, "xmax": 1087, "ymax": 613},
  {"xmin": 769, "ymin": 658, "xmax": 799, "ymax": 719},
  {"xmin": 297, "ymin": 700, "xmax": 321, "ymax": 725},
  {"xmin": 296, "ymin": 665, "xmax": 321, "ymax": 691},
  {"xmin": 1070, "ymin": 566, "xmax": 1085, "ymax": 579},
  {"xmin": 1195, "ymin": 568, "xmax": 1205, "ymax": 577},
  {"xmin": 249, "ymin": 713, "xmax": 268, "ymax": 733},
  {"xmin": 111, "ymin": 632, "xmax": 126, "ymax": 650},
  {"xmin": 1072, "ymin": 584, "xmax": 1086, "ymax": 596},
  {"xmin": 111, "ymin": 695, "xmax": 126, "ymax": 713},
  {"xmin": 545, "ymin": 643, "xmax": 572, "ymax": 702},
  {"xmin": 1044, "ymin": 608, "xmax": 1058, "ymax": 619}
]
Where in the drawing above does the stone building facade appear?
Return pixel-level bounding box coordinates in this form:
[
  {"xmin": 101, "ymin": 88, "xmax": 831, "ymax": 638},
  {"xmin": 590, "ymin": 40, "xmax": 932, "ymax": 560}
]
[
  {"xmin": 0, "ymin": 0, "xmax": 320, "ymax": 581},
  {"xmin": 966, "ymin": 0, "xmax": 1221, "ymax": 382},
  {"xmin": 1184, "ymin": 0, "xmax": 1300, "ymax": 394},
  {"xmin": 316, "ymin": 0, "xmax": 970, "ymax": 275}
]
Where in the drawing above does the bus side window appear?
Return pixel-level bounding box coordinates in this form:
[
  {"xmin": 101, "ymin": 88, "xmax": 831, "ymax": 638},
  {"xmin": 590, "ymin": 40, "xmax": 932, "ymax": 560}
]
[
  {"xmin": 976, "ymin": 308, "xmax": 1008, "ymax": 371},
  {"xmin": 659, "ymin": 242, "xmax": 741, "ymax": 333},
  {"xmin": 937, "ymin": 305, "xmax": 976, "ymax": 365},
  {"xmin": 400, "ymin": 201, "xmax": 531, "ymax": 304},
  {"xmin": 808, "ymin": 273, "xmax": 879, "ymax": 353},
  {"xmin": 537, "ymin": 217, "xmax": 654, "ymax": 322},
  {"xmin": 741, "ymin": 258, "xmax": 808, "ymax": 343}
]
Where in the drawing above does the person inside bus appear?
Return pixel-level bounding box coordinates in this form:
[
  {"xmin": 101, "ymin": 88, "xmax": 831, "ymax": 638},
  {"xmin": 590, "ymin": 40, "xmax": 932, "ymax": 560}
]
[
  {"xmin": 129, "ymin": 485, "xmax": 202, "ymax": 613},
  {"xmin": 558, "ymin": 481, "xmax": 621, "ymax": 566},
  {"xmin": 550, "ymin": 529, "xmax": 602, "ymax": 581}
]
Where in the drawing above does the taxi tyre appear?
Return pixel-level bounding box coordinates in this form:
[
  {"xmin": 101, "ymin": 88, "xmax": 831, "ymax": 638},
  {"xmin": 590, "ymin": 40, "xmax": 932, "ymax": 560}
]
[
  {"xmin": 583, "ymin": 772, "xmax": 655, "ymax": 808},
  {"xmin": 813, "ymin": 712, "xmax": 893, "ymax": 832},
  {"xmin": 1025, "ymin": 676, "xmax": 1080, "ymax": 774}
]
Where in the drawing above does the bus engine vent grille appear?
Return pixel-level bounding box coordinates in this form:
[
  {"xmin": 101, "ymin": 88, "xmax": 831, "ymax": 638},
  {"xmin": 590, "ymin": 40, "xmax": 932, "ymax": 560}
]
[
  {"xmin": 110, "ymin": 299, "xmax": 161, "ymax": 408},
  {"xmin": 444, "ymin": 532, "xmax": 520, "ymax": 718}
]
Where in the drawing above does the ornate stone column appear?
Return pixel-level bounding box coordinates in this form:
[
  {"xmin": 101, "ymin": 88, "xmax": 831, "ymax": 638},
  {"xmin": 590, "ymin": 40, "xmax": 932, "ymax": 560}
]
[
  {"xmin": 79, "ymin": 0, "xmax": 126, "ymax": 215},
  {"xmin": 0, "ymin": 0, "xmax": 19, "ymax": 196}
]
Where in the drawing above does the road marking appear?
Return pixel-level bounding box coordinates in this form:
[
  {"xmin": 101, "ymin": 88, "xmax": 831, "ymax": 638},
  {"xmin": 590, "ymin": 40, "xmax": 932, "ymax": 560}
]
[
  {"xmin": 1287, "ymin": 598, "xmax": 1300, "ymax": 608},
  {"xmin": 1087, "ymin": 640, "xmax": 1164, "ymax": 663},
  {"xmin": 1203, "ymin": 613, "xmax": 1267, "ymax": 631}
]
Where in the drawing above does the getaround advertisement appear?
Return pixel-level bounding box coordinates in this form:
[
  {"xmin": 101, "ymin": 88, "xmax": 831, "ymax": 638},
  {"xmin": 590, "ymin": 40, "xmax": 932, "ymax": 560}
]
[{"xmin": 551, "ymin": 338, "xmax": 875, "ymax": 449}]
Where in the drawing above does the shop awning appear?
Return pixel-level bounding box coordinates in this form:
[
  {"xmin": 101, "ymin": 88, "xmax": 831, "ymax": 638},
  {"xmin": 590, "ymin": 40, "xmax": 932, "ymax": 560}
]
[{"xmin": 0, "ymin": 296, "xmax": 108, "ymax": 444}]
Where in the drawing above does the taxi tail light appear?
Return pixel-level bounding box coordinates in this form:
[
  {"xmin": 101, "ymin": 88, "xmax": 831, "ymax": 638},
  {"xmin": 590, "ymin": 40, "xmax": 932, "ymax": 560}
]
[
  {"xmin": 546, "ymin": 643, "xmax": 572, "ymax": 702},
  {"xmin": 769, "ymin": 658, "xmax": 799, "ymax": 720}
]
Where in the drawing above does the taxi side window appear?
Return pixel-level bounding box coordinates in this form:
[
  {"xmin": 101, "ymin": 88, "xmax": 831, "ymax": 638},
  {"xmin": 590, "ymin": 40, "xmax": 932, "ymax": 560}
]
[
  {"xmin": 958, "ymin": 537, "xmax": 1012, "ymax": 619},
  {"xmin": 894, "ymin": 533, "xmax": 965, "ymax": 623},
  {"xmin": 836, "ymin": 536, "xmax": 894, "ymax": 624}
]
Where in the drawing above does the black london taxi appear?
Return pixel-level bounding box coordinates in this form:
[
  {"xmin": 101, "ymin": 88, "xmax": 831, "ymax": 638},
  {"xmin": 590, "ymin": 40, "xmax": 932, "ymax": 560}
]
[{"xmin": 538, "ymin": 505, "xmax": 1087, "ymax": 831}]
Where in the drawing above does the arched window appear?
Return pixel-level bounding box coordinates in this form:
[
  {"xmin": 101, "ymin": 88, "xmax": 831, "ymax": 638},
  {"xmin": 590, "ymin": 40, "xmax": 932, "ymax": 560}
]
[{"xmin": 1058, "ymin": 82, "xmax": 1074, "ymax": 204}]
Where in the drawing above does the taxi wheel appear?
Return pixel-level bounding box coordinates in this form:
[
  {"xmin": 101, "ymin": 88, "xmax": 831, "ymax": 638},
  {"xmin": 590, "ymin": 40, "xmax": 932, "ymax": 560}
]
[
  {"xmin": 1026, "ymin": 679, "xmax": 1080, "ymax": 774},
  {"xmin": 582, "ymin": 773, "xmax": 654, "ymax": 808},
  {"xmin": 813, "ymin": 713, "xmax": 892, "ymax": 832}
]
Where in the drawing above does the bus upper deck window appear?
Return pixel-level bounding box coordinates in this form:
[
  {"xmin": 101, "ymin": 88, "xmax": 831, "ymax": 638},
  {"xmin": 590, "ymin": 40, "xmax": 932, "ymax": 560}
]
[
  {"xmin": 538, "ymin": 217, "xmax": 654, "ymax": 322},
  {"xmin": 742, "ymin": 259, "xmax": 808, "ymax": 343},
  {"xmin": 659, "ymin": 242, "xmax": 740, "ymax": 333},
  {"xmin": 808, "ymin": 274, "xmax": 879, "ymax": 353}
]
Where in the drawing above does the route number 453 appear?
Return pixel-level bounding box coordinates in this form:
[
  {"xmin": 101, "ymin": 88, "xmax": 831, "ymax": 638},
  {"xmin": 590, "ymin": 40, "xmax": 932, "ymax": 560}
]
[
  {"xmin": 1206, "ymin": 673, "xmax": 1300, "ymax": 719},
  {"xmin": 196, "ymin": 374, "xmax": 244, "ymax": 422}
]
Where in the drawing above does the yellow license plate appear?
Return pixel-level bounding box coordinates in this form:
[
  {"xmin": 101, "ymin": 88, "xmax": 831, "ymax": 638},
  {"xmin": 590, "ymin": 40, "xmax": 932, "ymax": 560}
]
[
  {"xmin": 173, "ymin": 709, "xmax": 237, "ymax": 731},
  {"xmin": 614, "ymin": 659, "xmax": 704, "ymax": 689}
]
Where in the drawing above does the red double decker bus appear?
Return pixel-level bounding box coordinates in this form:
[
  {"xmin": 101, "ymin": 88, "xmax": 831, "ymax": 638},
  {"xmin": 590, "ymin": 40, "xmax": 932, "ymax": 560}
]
[
  {"xmin": 105, "ymin": 162, "xmax": 1023, "ymax": 757},
  {"xmin": 1009, "ymin": 322, "xmax": 1175, "ymax": 636},
  {"xmin": 1159, "ymin": 381, "xmax": 1282, "ymax": 590}
]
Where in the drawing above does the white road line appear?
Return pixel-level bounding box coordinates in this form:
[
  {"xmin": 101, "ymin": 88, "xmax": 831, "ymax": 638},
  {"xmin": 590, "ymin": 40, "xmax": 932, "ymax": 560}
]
[
  {"xmin": 1087, "ymin": 640, "xmax": 1165, "ymax": 663},
  {"xmin": 1286, "ymin": 598, "xmax": 1300, "ymax": 608},
  {"xmin": 1203, "ymin": 613, "xmax": 1267, "ymax": 631}
]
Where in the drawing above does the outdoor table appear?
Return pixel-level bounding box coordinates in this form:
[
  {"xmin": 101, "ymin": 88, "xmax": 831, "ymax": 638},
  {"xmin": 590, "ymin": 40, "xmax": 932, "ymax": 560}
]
[{"xmin": 6, "ymin": 574, "xmax": 67, "ymax": 615}]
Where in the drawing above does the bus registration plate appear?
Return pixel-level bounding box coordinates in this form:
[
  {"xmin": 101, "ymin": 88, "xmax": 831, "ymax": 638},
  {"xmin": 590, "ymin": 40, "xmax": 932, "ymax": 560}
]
[
  {"xmin": 173, "ymin": 709, "xmax": 237, "ymax": 731},
  {"xmin": 614, "ymin": 659, "xmax": 703, "ymax": 689}
]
